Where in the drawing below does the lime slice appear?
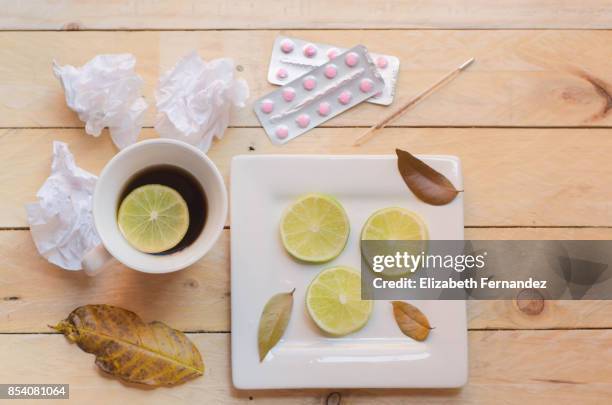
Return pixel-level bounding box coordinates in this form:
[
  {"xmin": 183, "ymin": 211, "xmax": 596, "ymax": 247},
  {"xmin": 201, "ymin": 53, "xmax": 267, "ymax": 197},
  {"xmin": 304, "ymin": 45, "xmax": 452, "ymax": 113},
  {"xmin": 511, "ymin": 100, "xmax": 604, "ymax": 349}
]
[
  {"xmin": 117, "ymin": 184, "xmax": 189, "ymax": 253},
  {"xmin": 361, "ymin": 207, "xmax": 429, "ymax": 277},
  {"xmin": 280, "ymin": 194, "xmax": 349, "ymax": 263},
  {"xmin": 306, "ymin": 266, "xmax": 373, "ymax": 336},
  {"xmin": 361, "ymin": 207, "xmax": 428, "ymax": 240}
]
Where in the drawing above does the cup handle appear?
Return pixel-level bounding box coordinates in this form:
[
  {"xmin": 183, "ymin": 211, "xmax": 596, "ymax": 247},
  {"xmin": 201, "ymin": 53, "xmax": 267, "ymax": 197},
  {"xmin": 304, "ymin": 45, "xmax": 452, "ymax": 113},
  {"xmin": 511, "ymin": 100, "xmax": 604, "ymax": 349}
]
[{"xmin": 82, "ymin": 244, "xmax": 113, "ymax": 277}]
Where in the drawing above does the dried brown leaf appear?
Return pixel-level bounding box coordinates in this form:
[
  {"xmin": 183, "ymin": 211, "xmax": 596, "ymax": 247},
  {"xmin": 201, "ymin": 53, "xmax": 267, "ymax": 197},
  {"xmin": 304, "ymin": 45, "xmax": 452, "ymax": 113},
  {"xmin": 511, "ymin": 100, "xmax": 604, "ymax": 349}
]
[
  {"xmin": 258, "ymin": 289, "xmax": 295, "ymax": 361},
  {"xmin": 396, "ymin": 148, "xmax": 460, "ymax": 205},
  {"xmin": 391, "ymin": 301, "xmax": 433, "ymax": 341},
  {"xmin": 51, "ymin": 304, "xmax": 203, "ymax": 386}
]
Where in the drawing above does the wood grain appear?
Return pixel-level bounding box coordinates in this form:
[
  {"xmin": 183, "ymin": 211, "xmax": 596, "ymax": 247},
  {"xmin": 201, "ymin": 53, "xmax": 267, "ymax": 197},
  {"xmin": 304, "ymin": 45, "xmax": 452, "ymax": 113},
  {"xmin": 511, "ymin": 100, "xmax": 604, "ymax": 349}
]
[
  {"xmin": 2, "ymin": 30, "xmax": 612, "ymax": 128},
  {"xmin": 2, "ymin": 1, "xmax": 612, "ymax": 30},
  {"xmin": 3, "ymin": 127, "xmax": 612, "ymax": 228},
  {"xmin": 2, "ymin": 3, "xmax": 611, "ymax": 404},
  {"xmin": 0, "ymin": 331, "xmax": 610, "ymax": 404},
  {"xmin": 0, "ymin": 230, "xmax": 229, "ymax": 333},
  {"xmin": 2, "ymin": 228, "xmax": 612, "ymax": 333}
]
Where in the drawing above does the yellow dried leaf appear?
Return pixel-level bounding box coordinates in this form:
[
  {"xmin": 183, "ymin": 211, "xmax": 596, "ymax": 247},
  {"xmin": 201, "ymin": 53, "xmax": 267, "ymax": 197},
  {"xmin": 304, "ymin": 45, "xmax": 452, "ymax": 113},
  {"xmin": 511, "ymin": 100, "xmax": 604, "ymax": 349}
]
[{"xmin": 52, "ymin": 304, "xmax": 203, "ymax": 386}]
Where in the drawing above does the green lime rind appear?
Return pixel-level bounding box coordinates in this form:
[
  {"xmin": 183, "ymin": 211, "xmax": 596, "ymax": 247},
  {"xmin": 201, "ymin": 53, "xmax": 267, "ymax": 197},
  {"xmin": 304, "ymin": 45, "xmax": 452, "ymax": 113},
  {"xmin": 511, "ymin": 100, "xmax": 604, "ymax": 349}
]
[
  {"xmin": 306, "ymin": 266, "xmax": 373, "ymax": 336},
  {"xmin": 117, "ymin": 184, "xmax": 189, "ymax": 253},
  {"xmin": 360, "ymin": 207, "xmax": 429, "ymax": 278},
  {"xmin": 280, "ymin": 193, "xmax": 350, "ymax": 263}
]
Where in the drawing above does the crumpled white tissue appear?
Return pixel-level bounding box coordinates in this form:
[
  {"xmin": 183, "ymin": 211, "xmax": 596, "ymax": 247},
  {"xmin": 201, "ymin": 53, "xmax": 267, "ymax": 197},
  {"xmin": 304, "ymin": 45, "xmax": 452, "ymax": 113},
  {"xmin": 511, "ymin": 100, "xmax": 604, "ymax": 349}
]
[
  {"xmin": 26, "ymin": 142, "xmax": 100, "ymax": 271},
  {"xmin": 155, "ymin": 51, "xmax": 249, "ymax": 152},
  {"xmin": 53, "ymin": 54, "xmax": 148, "ymax": 149}
]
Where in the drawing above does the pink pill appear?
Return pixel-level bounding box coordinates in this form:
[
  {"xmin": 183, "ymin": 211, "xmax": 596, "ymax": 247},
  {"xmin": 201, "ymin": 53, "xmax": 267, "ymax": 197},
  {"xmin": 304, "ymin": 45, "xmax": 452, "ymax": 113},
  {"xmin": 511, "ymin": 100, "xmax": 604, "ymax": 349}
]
[
  {"xmin": 303, "ymin": 44, "xmax": 317, "ymax": 58},
  {"xmin": 275, "ymin": 125, "xmax": 289, "ymax": 139},
  {"xmin": 324, "ymin": 64, "xmax": 337, "ymax": 79},
  {"xmin": 280, "ymin": 39, "xmax": 294, "ymax": 54},
  {"xmin": 276, "ymin": 68, "xmax": 288, "ymax": 79},
  {"xmin": 338, "ymin": 90, "xmax": 352, "ymax": 105},
  {"xmin": 327, "ymin": 48, "xmax": 340, "ymax": 60},
  {"xmin": 376, "ymin": 56, "xmax": 388, "ymax": 69},
  {"xmin": 260, "ymin": 99, "xmax": 274, "ymax": 114},
  {"xmin": 345, "ymin": 52, "xmax": 359, "ymax": 67},
  {"xmin": 318, "ymin": 102, "xmax": 331, "ymax": 116},
  {"xmin": 296, "ymin": 114, "xmax": 310, "ymax": 128},
  {"xmin": 373, "ymin": 90, "xmax": 383, "ymax": 98},
  {"xmin": 282, "ymin": 87, "xmax": 296, "ymax": 102},
  {"xmin": 302, "ymin": 75, "xmax": 317, "ymax": 91},
  {"xmin": 359, "ymin": 78, "xmax": 374, "ymax": 93}
]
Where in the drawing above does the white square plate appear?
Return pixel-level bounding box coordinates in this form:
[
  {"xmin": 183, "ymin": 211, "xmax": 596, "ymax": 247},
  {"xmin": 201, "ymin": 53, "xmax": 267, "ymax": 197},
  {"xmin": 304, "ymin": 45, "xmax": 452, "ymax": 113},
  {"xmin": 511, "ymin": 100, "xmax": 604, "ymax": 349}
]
[{"xmin": 231, "ymin": 155, "xmax": 467, "ymax": 389}]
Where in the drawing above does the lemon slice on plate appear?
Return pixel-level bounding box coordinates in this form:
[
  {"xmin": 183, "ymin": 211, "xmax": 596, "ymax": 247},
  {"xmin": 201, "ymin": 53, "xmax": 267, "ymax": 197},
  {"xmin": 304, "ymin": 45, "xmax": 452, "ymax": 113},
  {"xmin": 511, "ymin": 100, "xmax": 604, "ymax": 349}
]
[
  {"xmin": 361, "ymin": 207, "xmax": 429, "ymax": 277},
  {"xmin": 280, "ymin": 193, "xmax": 350, "ymax": 263},
  {"xmin": 117, "ymin": 184, "xmax": 189, "ymax": 253},
  {"xmin": 361, "ymin": 207, "xmax": 428, "ymax": 240},
  {"xmin": 306, "ymin": 266, "xmax": 373, "ymax": 336}
]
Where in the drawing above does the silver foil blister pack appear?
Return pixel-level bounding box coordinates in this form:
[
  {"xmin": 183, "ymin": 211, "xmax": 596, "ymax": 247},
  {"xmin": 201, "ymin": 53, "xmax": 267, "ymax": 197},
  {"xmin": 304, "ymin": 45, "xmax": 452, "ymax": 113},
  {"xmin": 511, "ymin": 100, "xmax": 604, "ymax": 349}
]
[
  {"xmin": 267, "ymin": 36, "xmax": 400, "ymax": 106},
  {"xmin": 255, "ymin": 45, "xmax": 384, "ymax": 145}
]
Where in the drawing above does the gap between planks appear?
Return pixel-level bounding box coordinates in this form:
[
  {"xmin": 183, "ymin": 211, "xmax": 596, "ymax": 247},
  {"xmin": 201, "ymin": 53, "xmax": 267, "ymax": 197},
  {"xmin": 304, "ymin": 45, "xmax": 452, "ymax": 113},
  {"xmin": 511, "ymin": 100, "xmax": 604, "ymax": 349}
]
[
  {"xmin": 3, "ymin": 28, "xmax": 612, "ymax": 32},
  {"xmin": 3, "ymin": 327, "xmax": 611, "ymax": 335},
  {"xmin": 3, "ymin": 125, "xmax": 612, "ymax": 130}
]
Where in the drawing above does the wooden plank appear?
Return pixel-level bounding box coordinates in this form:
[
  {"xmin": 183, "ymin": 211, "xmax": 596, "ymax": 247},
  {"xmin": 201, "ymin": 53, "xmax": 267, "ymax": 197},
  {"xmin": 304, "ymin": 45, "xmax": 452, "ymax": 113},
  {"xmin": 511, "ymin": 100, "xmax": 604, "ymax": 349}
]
[
  {"xmin": 2, "ymin": 228, "xmax": 612, "ymax": 333},
  {"xmin": 2, "ymin": 127, "xmax": 612, "ymax": 228},
  {"xmin": 0, "ymin": 331, "xmax": 610, "ymax": 404},
  {"xmin": 465, "ymin": 227, "xmax": 612, "ymax": 331},
  {"xmin": 2, "ymin": 30, "xmax": 612, "ymax": 128},
  {"xmin": 2, "ymin": 1, "xmax": 612, "ymax": 30},
  {"xmin": 0, "ymin": 230, "xmax": 230, "ymax": 333}
]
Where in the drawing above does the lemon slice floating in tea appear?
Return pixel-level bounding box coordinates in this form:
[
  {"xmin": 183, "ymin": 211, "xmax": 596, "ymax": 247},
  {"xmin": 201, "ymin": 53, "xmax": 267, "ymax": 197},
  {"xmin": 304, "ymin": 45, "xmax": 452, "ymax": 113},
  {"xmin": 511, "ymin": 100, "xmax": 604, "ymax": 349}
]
[
  {"xmin": 361, "ymin": 207, "xmax": 429, "ymax": 277},
  {"xmin": 117, "ymin": 184, "xmax": 189, "ymax": 253},
  {"xmin": 280, "ymin": 194, "xmax": 349, "ymax": 263},
  {"xmin": 306, "ymin": 266, "xmax": 372, "ymax": 336}
]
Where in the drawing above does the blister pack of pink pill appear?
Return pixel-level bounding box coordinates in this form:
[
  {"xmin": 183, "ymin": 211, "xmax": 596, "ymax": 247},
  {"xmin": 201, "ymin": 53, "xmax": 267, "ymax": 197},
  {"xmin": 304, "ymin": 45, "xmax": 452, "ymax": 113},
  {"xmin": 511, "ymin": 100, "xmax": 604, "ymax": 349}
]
[
  {"xmin": 254, "ymin": 45, "xmax": 384, "ymax": 145},
  {"xmin": 267, "ymin": 36, "xmax": 400, "ymax": 106}
]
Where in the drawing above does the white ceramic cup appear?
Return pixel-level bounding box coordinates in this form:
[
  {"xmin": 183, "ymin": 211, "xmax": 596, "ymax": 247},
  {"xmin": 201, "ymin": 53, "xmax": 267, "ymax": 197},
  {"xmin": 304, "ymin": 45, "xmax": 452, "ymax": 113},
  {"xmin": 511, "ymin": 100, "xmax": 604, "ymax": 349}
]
[{"xmin": 82, "ymin": 139, "xmax": 227, "ymax": 276}]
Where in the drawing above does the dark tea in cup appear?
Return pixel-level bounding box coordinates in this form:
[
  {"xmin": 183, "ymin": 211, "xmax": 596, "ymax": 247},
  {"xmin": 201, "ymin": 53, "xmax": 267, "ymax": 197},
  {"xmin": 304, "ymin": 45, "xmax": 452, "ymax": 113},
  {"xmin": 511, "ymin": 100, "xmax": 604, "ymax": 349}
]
[{"xmin": 118, "ymin": 165, "xmax": 207, "ymax": 254}]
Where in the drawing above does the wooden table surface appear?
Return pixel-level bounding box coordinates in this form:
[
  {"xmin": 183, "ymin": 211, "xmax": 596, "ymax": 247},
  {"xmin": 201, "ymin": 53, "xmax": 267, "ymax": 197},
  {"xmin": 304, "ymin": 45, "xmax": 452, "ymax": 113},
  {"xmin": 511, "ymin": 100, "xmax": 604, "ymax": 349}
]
[{"xmin": 1, "ymin": 1, "xmax": 612, "ymax": 404}]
